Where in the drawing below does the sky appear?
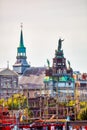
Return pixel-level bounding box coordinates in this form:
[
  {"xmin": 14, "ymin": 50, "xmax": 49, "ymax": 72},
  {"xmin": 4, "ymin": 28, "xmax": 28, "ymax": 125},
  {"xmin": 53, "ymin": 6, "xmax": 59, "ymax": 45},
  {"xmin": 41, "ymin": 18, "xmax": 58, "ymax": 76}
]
[{"xmin": 0, "ymin": 0, "xmax": 87, "ymax": 73}]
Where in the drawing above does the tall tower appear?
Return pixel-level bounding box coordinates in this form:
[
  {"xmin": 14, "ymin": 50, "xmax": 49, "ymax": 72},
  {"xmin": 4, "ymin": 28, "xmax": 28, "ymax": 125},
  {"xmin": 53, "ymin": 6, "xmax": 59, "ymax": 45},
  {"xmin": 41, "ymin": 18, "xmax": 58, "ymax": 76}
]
[
  {"xmin": 52, "ymin": 39, "xmax": 67, "ymax": 75},
  {"xmin": 13, "ymin": 25, "xmax": 30, "ymax": 74},
  {"xmin": 45, "ymin": 38, "xmax": 73, "ymax": 77},
  {"xmin": 52, "ymin": 39, "xmax": 73, "ymax": 76}
]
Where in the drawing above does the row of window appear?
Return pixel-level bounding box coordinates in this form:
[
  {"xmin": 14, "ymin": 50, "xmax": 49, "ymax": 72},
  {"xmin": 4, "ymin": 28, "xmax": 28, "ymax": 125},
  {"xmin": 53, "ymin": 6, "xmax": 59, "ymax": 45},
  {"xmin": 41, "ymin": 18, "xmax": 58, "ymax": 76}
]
[{"xmin": 53, "ymin": 62, "xmax": 65, "ymax": 67}]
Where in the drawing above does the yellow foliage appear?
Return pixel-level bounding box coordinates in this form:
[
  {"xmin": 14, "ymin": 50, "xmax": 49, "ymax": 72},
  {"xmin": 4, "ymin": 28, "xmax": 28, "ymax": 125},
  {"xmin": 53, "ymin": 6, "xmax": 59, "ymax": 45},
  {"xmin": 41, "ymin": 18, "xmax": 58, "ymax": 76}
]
[
  {"xmin": 0, "ymin": 98, "xmax": 4, "ymax": 105},
  {"xmin": 68, "ymin": 100, "xmax": 75, "ymax": 106},
  {"xmin": 80, "ymin": 101, "xmax": 87, "ymax": 108}
]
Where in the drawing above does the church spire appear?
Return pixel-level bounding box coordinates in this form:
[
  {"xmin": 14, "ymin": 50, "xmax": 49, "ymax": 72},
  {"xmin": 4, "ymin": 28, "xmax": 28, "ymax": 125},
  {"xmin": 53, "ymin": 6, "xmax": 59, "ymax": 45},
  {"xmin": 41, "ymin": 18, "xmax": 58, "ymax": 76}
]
[
  {"xmin": 17, "ymin": 23, "xmax": 26, "ymax": 55},
  {"xmin": 19, "ymin": 23, "xmax": 24, "ymax": 47},
  {"xmin": 13, "ymin": 24, "xmax": 30, "ymax": 74}
]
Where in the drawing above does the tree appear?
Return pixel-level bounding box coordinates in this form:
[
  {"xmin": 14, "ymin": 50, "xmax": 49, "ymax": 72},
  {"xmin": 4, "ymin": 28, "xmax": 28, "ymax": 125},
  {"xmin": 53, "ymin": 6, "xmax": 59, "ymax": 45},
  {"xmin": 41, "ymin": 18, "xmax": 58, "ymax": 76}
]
[
  {"xmin": 0, "ymin": 93, "xmax": 27, "ymax": 110},
  {"xmin": 80, "ymin": 101, "xmax": 87, "ymax": 109},
  {"xmin": 0, "ymin": 98, "xmax": 4, "ymax": 105},
  {"xmin": 77, "ymin": 107, "xmax": 87, "ymax": 120},
  {"xmin": 66, "ymin": 100, "xmax": 75, "ymax": 107}
]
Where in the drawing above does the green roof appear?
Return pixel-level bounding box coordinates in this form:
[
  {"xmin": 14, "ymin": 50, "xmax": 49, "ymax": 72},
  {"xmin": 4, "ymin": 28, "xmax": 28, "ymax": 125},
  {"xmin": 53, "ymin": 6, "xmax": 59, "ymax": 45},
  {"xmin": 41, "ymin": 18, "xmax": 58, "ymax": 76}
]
[
  {"xmin": 19, "ymin": 29, "xmax": 24, "ymax": 47},
  {"xmin": 17, "ymin": 29, "xmax": 26, "ymax": 53},
  {"xmin": 44, "ymin": 76, "xmax": 52, "ymax": 82},
  {"xmin": 44, "ymin": 76, "xmax": 74, "ymax": 83}
]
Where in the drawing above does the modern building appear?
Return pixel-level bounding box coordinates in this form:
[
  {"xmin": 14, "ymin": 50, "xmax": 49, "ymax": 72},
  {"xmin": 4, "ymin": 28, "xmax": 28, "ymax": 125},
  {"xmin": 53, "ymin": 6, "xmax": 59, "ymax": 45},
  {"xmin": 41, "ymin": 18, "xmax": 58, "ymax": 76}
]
[{"xmin": 13, "ymin": 25, "xmax": 30, "ymax": 74}]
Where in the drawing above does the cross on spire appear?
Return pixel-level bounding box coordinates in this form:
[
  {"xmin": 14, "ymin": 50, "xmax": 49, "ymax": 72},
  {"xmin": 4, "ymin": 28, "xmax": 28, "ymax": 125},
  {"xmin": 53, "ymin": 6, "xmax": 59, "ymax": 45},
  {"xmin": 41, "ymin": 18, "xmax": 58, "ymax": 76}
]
[{"xmin": 20, "ymin": 23, "xmax": 23, "ymax": 30}]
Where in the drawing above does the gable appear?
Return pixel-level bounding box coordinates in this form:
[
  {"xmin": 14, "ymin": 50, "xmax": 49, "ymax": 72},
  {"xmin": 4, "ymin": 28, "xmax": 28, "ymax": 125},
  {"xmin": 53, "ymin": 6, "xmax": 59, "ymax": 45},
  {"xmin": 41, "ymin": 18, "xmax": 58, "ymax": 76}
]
[{"xmin": 0, "ymin": 68, "xmax": 18, "ymax": 76}]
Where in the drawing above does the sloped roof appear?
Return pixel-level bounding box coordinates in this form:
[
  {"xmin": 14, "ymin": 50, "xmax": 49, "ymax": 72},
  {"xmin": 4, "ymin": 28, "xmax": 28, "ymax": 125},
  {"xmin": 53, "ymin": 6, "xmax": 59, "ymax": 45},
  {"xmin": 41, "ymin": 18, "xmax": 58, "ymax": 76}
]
[
  {"xmin": 13, "ymin": 63, "xmax": 22, "ymax": 66},
  {"xmin": 0, "ymin": 68, "xmax": 18, "ymax": 76},
  {"xmin": 0, "ymin": 68, "xmax": 5, "ymax": 72},
  {"xmin": 19, "ymin": 67, "xmax": 46, "ymax": 89}
]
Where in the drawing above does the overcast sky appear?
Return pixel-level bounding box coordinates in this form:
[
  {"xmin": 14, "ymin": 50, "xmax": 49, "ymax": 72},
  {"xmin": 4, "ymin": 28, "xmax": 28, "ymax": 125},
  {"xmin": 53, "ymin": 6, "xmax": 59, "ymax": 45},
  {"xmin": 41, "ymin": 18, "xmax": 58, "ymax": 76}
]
[{"xmin": 0, "ymin": 0, "xmax": 87, "ymax": 73}]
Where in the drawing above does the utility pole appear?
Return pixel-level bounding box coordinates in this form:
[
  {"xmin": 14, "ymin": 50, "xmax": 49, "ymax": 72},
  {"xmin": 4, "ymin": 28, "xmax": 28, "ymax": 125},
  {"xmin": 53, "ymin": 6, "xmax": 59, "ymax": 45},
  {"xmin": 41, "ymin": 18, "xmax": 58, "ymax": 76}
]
[
  {"xmin": 56, "ymin": 84, "xmax": 58, "ymax": 122},
  {"xmin": 40, "ymin": 86, "xmax": 42, "ymax": 119},
  {"xmin": 6, "ymin": 82, "xmax": 9, "ymax": 108},
  {"xmin": 52, "ymin": 75, "xmax": 59, "ymax": 122},
  {"xmin": 44, "ymin": 83, "xmax": 49, "ymax": 120},
  {"xmin": 75, "ymin": 81, "xmax": 80, "ymax": 120},
  {"xmin": 26, "ymin": 86, "xmax": 29, "ymax": 122}
]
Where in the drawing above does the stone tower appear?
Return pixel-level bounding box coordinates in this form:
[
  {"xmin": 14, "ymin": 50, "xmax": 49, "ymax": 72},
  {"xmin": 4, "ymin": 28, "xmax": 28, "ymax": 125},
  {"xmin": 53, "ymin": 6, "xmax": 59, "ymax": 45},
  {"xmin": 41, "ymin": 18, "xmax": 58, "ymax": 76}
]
[
  {"xmin": 52, "ymin": 39, "xmax": 68, "ymax": 75},
  {"xmin": 45, "ymin": 38, "xmax": 73, "ymax": 76}
]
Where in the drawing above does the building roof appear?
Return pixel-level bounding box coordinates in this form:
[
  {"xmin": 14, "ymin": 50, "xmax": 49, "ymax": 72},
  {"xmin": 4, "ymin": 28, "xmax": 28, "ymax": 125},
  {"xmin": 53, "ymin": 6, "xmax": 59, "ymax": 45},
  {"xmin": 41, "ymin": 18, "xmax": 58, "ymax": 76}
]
[
  {"xmin": 0, "ymin": 68, "xmax": 18, "ymax": 76},
  {"xmin": 19, "ymin": 67, "xmax": 46, "ymax": 89}
]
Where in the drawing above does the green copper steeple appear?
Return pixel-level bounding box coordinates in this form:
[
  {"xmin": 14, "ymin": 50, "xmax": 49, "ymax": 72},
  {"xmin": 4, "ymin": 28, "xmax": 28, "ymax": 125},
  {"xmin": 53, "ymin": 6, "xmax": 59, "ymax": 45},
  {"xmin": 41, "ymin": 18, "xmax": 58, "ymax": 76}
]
[
  {"xmin": 19, "ymin": 28, "xmax": 24, "ymax": 47},
  {"xmin": 17, "ymin": 24, "xmax": 26, "ymax": 57},
  {"xmin": 13, "ymin": 24, "xmax": 30, "ymax": 74}
]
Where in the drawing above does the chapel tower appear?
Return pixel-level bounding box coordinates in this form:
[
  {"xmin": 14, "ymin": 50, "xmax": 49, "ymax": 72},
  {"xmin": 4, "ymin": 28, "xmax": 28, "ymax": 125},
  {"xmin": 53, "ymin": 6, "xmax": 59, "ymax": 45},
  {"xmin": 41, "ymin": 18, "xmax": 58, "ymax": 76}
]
[{"xmin": 13, "ymin": 25, "xmax": 30, "ymax": 74}]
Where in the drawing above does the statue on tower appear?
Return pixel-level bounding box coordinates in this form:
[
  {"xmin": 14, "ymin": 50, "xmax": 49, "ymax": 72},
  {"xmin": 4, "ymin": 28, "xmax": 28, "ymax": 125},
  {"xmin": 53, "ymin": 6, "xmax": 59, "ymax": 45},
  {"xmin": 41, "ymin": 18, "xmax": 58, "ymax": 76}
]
[
  {"xmin": 55, "ymin": 38, "xmax": 64, "ymax": 57},
  {"xmin": 67, "ymin": 60, "xmax": 71, "ymax": 69},
  {"xmin": 47, "ymin": 59, "xmax": 50, "ymax": 68},
  {"xmin": 58, "ymin": 38, "xmax": 64, "ymax": 51}
]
